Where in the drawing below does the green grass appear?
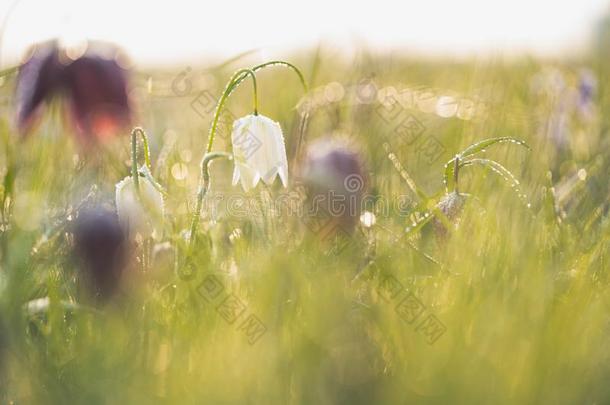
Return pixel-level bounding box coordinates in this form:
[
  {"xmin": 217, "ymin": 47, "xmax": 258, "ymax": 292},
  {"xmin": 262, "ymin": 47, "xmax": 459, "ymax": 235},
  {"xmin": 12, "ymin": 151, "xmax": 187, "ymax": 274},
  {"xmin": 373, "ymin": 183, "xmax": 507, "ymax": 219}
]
[{"xmin": 0, "ymin": 50, "xmax": 609, "ymax": 404}]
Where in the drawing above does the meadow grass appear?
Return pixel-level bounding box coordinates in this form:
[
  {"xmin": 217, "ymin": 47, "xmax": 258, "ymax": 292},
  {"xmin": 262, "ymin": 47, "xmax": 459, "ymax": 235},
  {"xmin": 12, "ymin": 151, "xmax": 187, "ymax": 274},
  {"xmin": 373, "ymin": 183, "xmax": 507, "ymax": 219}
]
[{"xmin": 0, "ymin": 50, "xmax": 609, "ymax": 404}]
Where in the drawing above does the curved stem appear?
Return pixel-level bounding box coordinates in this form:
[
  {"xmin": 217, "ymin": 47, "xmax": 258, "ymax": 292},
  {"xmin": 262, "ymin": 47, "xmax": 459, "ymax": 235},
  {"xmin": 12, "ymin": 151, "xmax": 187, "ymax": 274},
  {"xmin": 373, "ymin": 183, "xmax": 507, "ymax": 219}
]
[
  {"xmin": 231, "ymin": 60, "xmax": 309, "ymax": 164},
  {"xmin": 232, "ymin": 60, "xmax": 308, "ymax": 94},
  {"xmin": 130, "ymin": 127, "xmax": 153, "ymax": 198},
  {"xmin": 189, "ymin": 61, "xmax": 307, "ymax": 246},
  {"xmin": 206, "ymin": 68, "xmax": 258, "ymax": 154},
  {"xmin": 188, "ymin": 152, "xmax": 233, "ymax": 247},
  {"xmin": 131, "ymin": 127, "xmax": 152, "ymax": 169},
  {"xmin": 205, "ymin": 61, "xmax": 307, "ymax": 154}
]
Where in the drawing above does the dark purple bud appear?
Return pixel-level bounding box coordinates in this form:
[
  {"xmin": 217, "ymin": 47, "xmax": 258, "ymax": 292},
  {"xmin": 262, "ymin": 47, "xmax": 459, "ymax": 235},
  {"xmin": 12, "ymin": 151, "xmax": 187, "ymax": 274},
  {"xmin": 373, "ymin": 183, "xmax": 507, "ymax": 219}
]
[
  {"xmin": 578, "ymin": 69, "xmax": 596, "ymax": 105},
  {"xmin": 301, "ymin": 139, "xmax": 367, "ymax": 234},
  {"xmin": 14, "ymin": 40, "xmax": 63, "ymax": 134},
  {"xmin": 73, "ymin": 207, "xmax": 127, "ymax": 303},
  {"xmin": 63, "ymin": 46, "xmax": 132, "ymax": 142},
  {"xmin": 577, "ymin": 69, "xmax": 597, "ymax": 121}
]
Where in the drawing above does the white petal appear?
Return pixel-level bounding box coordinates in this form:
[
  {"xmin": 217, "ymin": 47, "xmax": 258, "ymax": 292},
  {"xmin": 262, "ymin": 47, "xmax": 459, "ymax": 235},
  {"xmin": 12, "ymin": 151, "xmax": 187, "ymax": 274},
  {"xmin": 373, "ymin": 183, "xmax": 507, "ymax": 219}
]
[
  {"xmin": 262, "ymin": 165, "xmax": 278, "ymax": 184},
  {"xmin": 278, "ymin": 163, "xmax": 288, "ymax": 187},
  {"xmin": 232, "ymin": 164, "xmax": 241, "ymax": 186},
  {"xmin": 115, "ymin": 169, "xmax": 164, "ymax": 237},
  {"xmin": 230, "ymin": 114, "xmax": 288, "ymax": 191},
  {"xmin": 234, "ymin": 162, "xmax": 259, "ymax": 192}
]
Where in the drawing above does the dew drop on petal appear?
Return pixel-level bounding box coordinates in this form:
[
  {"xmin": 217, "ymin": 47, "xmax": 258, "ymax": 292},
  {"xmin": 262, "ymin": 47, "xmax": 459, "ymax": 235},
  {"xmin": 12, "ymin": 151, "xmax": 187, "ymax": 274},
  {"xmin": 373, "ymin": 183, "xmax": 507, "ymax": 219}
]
[
  {"xmin": 229, "ymin": 228, "xmax": 242, "ymax": 243},
  {"xmin": 360, "ymin": 211, "xmax": 376, "ymax": 228},
  {"xmin": 171, "ymin": 163, "xmax": 189, "ymax": 180},
  {"xmin": 435, "ymin": 95, "xmax": 458, "ymax": 118},
  {"xmin": 324, "ymin": 82, "xmax": 345, "ymax": 103}
]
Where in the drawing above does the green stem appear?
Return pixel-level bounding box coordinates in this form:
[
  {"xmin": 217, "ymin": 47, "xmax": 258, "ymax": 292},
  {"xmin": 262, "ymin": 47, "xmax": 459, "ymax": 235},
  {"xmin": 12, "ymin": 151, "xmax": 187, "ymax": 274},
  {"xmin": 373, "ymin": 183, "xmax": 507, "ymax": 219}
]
[
  {"xmin": 189, "ymin": 61, "xmax": 307, "ymax": 247},
  {"xmin": 453, "ymin": 155, "xmax": 460, "ymax": 193},
  {"xmin": 232, "ymin": 60, "xmax": 310, "ymax": 164},
  {"xmin": 130, "ymin": 126, "xmax": 154, "ymax": 197},
  {"xmin": 233, "ymin": 61, "xmax": 308, "ymax": 93},
  {"xmin": 205, "ymin": 61, "xmax": 307, "ymax": 155},
  {"xmin": 188, "ymin": 152, "xmax": 233, "ymax": 247},
  {"xmin": 131, "ymin": 129, "xmax": 140, "ymax": 193},
  {"xmin": 131, "ymin": 127, "xmax": 152, "ymax": 170},
  {"xmin": 188, "ymin": 68, "xmax": 257, "ymax": 246},
  {"xmin": 206, "ymin": 68, "xmax": 258, "ymax": 154}
]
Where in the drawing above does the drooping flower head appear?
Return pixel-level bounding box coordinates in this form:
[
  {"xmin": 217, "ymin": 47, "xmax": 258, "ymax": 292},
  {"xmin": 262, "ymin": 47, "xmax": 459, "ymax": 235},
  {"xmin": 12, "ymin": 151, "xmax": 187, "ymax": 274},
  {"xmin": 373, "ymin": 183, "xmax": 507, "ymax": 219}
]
[
  {"xmin": 15, "ymin": 40, "xmax": 64, "ymax": 133},
  {"xmin": 577, "ymin": 68, "xmax": 597, "ymax": 120},
  {"xmin": 188, "ymin": 61, "xmax": 307, "ymax": 243},
  {"xmin": 231, "ymin": 114, "xmax": 288, "ymax": 191},
  {"xmin": 300, "ymin": 139, "xmax": 366, "ymax": 233},
  {"xmin": 63, "ymin": 51, "xmax": 132, "ymax": 141},
  {"xmin": 15, "ymin": 40, "xmax": 132, "ymax": 144},
  {"xmin": 73, "ymin": 206, "xmax": 127, "ymax": 303},
  {"xmin": 115, "ymin": 165, "xmax": 165, "ymax": 239},
  {"xmin": 432, "ymin": 191, "xmax": 468, "ymax": 241}
]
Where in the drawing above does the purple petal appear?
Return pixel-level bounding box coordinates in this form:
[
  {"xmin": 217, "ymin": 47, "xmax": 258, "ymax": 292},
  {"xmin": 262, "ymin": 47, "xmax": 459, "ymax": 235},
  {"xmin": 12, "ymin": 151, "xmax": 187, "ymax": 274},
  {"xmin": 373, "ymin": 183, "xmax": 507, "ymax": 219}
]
[
  {"xmin": 14, "ymin": 40, "xmax": 63, "ymax": 134},
  {"xmin": 63, "ymin": 47, "xmax": 132, "ymax": 142}
]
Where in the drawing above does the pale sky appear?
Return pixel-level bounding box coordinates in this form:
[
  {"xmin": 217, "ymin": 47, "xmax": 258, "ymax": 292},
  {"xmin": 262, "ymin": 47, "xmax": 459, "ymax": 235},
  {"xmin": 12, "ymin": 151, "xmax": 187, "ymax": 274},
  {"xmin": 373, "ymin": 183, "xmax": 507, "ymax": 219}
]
[{"xmin": 1, "ymin": 0, "xmax": 608, "ymax": 66}]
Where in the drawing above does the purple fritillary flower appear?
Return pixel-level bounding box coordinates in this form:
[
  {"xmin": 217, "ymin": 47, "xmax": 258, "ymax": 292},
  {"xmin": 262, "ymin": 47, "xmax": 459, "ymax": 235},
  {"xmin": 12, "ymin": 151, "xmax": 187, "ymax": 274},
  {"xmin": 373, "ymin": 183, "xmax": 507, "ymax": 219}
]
[
  {"xmin": 300, "ymin": 139, "xmax": 367, "ymax": 234},
  {"xmin": 577, "ymin": 68, "xmax": 597, "ymax": 120},
  {"xmin": 73, "ymin": 207, "xmax": 127, "ymax": 303},
  {"xmin": 14, "ymin": 40, "xmax": 63, "ymax": 134},
  {"xmin": 63, "ymin": 49, "xmax": 132, "ymax": 143},
  {"xmin": 14, "ymin": 40, "xmax": 132, "ymax": 145}
]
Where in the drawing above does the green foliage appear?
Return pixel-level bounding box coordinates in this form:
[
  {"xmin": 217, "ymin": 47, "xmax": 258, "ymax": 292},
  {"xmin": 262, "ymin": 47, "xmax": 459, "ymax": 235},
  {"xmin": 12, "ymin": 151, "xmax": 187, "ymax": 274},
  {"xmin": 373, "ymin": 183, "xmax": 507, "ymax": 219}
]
[{"xmin": 0, "ymin": 51, "xmax": 609, "ymax": 404}]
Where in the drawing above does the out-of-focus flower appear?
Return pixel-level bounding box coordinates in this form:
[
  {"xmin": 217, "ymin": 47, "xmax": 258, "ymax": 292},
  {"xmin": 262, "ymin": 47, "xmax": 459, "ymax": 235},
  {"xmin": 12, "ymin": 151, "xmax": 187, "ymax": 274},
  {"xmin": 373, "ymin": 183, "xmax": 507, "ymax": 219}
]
[
  {"xmin": 14, "ymin": 40, "xmax": 132, "ymax": 144},
  {"xmin": 231, "ymin": 114, "xmax": 288, "ymax": 192},
  {"xmin": 14, "ymin": 40, "xmax": 63, "ymax": 133},
  {"xmin": 576, "ymin": 69, "xmax": 597, "ymax": 120},
  {"xmin": 115, "ymin": 166, "xmax": 164, "ymax": 238},
  {"xmin": 530, "ymin": 68, "xmax": 571, "ymax": 149},
  {"xmin": 64, "ymin": 53, "xmax": 131, "ymax": 141},
  {"xmin": 301, "ymin": 139, "xmax": 366, "ymax": 233},
  {"xmin": 73, "ymin": 207, "xmax": 127, "ymax": 302},
  {"xmin": 433, "ymin": 191, "xmax": 467, "ymax": 241}
]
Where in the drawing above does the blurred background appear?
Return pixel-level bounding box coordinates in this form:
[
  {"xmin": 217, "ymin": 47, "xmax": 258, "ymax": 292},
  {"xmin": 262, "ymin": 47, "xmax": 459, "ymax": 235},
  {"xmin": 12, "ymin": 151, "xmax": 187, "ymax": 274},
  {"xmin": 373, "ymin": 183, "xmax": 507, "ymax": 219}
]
[
  {"xmin": 1, "ymin": 0, "xmax": 609, "ymax": 66},
  {"xmin": 1, "ymin": 0, "xmax": 610, "ymax": 404}
]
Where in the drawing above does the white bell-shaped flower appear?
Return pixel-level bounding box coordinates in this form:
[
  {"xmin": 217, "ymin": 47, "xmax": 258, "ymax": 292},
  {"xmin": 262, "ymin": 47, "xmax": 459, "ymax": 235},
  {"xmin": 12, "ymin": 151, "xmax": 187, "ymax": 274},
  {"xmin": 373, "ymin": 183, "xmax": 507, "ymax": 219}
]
[
  {"xmin": 231, "ymin": 114, "xmax": 288, "ymax": 192},
  {"xmin": 115, "ymin": 165, "xmax": 164, "ymax": 238}
]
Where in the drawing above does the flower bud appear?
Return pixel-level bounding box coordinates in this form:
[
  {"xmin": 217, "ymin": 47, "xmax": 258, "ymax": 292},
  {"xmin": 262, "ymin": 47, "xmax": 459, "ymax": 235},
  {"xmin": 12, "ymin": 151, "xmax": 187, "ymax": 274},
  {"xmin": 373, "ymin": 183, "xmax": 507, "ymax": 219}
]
[
  {"xmin": 115, "ymin": 166, "xmax": 164, "ymax": 238},
  {"xmin": 73, "ymin": 207, "xmax": 126, "ymax": 302},
  {"xmin": 301, "ymin": 139, "xmax": 366, "ymax": 234},
  {"xmin": 433, "ymin": 191, "xmax": 467, "ymax": 240}
]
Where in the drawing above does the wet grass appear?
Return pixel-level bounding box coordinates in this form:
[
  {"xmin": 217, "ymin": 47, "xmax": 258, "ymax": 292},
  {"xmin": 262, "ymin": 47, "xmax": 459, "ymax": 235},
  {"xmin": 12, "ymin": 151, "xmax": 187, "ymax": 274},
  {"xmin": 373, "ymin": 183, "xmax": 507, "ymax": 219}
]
[{"xmin": 0, "ymin": 50, "xmax": 609, "ymax": 404}]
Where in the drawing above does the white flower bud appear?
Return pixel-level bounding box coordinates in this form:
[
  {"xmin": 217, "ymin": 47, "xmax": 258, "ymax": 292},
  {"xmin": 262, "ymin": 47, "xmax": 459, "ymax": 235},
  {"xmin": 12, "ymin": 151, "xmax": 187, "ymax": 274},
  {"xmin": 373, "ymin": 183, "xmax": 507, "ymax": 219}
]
[{"xmin": 115, "ymin": 166, "xmax": 164, "ymax": 238}]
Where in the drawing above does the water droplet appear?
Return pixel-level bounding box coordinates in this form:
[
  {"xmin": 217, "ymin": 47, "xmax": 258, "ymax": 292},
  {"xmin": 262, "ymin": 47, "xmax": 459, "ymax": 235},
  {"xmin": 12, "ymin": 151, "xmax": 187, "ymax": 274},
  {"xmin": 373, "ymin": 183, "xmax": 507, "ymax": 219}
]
[
  {"xmin": 171, "ymin": 163, "xmax": 189, "ymax": 181},
  {"xmin": 360, "ymin": 211, "xmax": 377, "ymax": 228}
]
